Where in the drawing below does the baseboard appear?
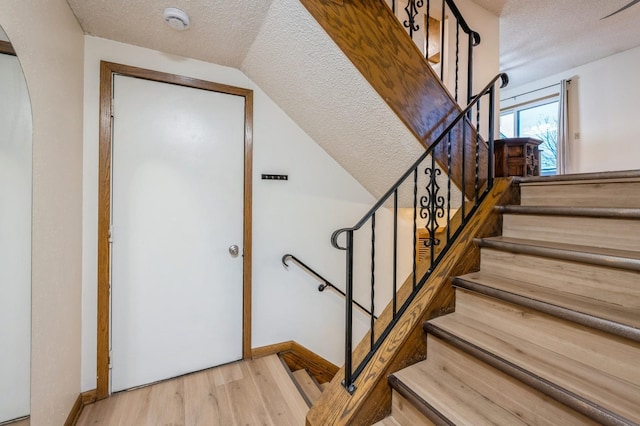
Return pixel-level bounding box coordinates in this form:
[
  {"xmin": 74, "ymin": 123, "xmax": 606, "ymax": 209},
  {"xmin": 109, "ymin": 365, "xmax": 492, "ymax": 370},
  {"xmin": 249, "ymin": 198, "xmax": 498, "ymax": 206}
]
[
  {"xmin": 252, "ymin": 340, "xmax": 339, "ymax": 384},
  {"xmin": 252, "ymin": 341, "xmax": 295, "ymax": 359},
  {"xmin": 64, "ymin": 394, "xmax": 83, "ymax": 426},
  {"xmin": 81, "ymin": 389, "xmax": 97, "ymax": 406},
  {"xmin": 64, "ymin": 389, "xmax": 97, "ymax": 426}
]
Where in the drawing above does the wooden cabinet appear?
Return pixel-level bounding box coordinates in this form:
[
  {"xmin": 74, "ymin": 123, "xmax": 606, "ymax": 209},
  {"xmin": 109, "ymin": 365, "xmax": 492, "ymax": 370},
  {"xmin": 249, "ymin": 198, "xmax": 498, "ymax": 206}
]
[{"xmin": 494, "ymin": 137, "xmax": 542, "ymax": 178}]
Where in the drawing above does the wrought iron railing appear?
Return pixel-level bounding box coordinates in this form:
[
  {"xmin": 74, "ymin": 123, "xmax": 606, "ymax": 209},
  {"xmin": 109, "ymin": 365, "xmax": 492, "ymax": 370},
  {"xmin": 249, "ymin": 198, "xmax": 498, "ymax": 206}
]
[
  {"xmin": 282, "ymin": 254, "xmax": 377, "ymax": 319},
  {"xmin": 332, "ymin": 72, "xmax": 508, "ymax": 393},
  {"xmin": 391, "ymin": 0, "xmax": 481, "ymax": 104}
]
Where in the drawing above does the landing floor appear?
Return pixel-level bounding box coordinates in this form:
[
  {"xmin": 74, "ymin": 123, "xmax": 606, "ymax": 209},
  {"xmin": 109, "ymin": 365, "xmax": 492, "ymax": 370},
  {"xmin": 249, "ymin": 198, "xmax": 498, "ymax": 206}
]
[{"xmin": 77, "ymin": 355, "xmax": 308, "ymax": 425}]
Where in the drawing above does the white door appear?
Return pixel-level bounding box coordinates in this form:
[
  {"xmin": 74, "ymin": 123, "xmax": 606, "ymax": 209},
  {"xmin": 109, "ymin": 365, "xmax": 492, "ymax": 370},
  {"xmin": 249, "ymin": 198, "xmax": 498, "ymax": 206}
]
[{"xmin": 111, "ymin": 75, "xmax": 245, "ymax": 392}]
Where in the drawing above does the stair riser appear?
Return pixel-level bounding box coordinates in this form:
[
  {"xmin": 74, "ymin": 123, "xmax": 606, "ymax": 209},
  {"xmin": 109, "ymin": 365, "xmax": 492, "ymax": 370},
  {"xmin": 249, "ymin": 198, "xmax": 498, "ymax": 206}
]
[
  {"xmin": 501, "ymin": 214, "xmax": 640, "ymax": 252},
  {"xmin": 520, "ymin": 179, "xmax": 640, "ymax": 208},
  {"xmin": 390, "ymin": 390, "xmax": 436, "ymax": 426},
  {"xmin": 479, "ymin": 248, "xmax": 640, "ymax": 309}
]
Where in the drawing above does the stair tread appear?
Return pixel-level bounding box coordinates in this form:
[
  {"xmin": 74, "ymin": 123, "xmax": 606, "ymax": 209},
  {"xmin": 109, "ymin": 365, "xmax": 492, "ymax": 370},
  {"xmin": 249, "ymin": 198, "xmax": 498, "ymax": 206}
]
[
  {"xmin": 427, "ymin": 291, "xmax": 640, "ymax": 423},
  {"xmin": 477, "ymin": 236, "xmax": 640, "ymax": 270},
  {"xmin": 292, "ymin": 369, "xmax": 322, "ymax": 405},
  {"xmin": 516, "ymin": 170, "xmax": 640, "ymax": 184},
  {"xmin": 497, "ymin": 205, "xmax": 640, "ymax": 219},
  {"xmin": 390, "ymin": 336, "xmax": 596, "ymax": 426},
  {"xmin": 373, "ymin": 416, "xmax": 403, "ymax": 426},
  {"xmin": 455, "ymin": 271, "xmax": 640, "ymax": 334}
]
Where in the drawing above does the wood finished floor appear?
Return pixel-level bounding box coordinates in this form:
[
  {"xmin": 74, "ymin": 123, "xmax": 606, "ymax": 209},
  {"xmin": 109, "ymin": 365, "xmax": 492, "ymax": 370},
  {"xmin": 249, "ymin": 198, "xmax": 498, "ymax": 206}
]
[{"xmin": 77, "ymin": 355, "xmax": 308, "ymax": 426}]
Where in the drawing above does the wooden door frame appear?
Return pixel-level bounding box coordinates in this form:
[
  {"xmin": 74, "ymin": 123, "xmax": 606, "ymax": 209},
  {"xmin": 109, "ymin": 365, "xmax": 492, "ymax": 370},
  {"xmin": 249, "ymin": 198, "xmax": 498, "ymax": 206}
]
[{"xmin": 96, "ymin": 61, "xmax": 253, "ymax": 400}]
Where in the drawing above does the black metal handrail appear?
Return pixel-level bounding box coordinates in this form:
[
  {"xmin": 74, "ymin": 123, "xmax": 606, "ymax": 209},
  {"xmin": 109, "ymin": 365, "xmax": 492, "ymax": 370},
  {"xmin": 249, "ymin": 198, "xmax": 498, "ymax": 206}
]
[
  {"xmin": 282, "ymin": 254, "xmax": 377, "ymax": 319},
  {"xmin": 443, "ymin": 0, "xmax": 481, "ymax": 45},
  {"xmin": 333, "ymin": 72, "xmax": 508, "ymax": 394}
]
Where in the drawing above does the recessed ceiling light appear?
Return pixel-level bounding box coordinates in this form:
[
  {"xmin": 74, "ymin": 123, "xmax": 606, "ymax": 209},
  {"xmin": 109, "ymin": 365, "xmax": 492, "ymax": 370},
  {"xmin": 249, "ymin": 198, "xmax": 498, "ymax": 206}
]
[{"xmin": 163, "ymin": 7, "xmax": 190, "ymax": 31}]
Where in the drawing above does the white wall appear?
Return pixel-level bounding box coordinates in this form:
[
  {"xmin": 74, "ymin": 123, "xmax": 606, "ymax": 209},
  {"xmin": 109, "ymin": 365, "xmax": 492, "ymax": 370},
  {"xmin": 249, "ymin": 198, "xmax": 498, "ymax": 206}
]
[
  {"xmin": 501, "ymin": 45, "xmax": 640, "ymax": 173},
  {"xmin": 81, "ymin": 36, "xmax": 411, "ymax": 391},
  {"xmin": 0, "ymin": 26, "xmax": 9, "ymax": 42},
  {"xmin": 0, "ymin": 1, "xmax": 85, "ymax": 424},
  {"xmin": 0, "ymin": 50, "xmax": 31, "ymax": 423}
]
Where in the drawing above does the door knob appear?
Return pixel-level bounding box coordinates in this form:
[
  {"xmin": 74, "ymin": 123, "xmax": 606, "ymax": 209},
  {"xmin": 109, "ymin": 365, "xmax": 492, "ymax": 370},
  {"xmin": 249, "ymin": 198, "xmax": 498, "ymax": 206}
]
[{"xmin": 229, "ymin": 245, "xmax": 239, "ymax": 257}]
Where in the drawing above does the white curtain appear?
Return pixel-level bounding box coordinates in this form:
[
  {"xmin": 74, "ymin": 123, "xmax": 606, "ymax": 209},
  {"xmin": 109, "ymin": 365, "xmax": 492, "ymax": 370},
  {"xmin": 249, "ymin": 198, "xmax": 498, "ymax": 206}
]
[{"xmin": 557, "ymin": 79, "xmax": 570, "ymax": 174}]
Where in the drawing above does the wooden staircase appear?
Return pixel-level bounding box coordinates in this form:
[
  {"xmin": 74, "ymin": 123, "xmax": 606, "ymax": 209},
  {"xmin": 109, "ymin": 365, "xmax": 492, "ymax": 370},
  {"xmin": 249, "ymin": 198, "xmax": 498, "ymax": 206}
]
[{"xmin": 377, "ymin": 171, "xmax": 640, "ymax": 425}]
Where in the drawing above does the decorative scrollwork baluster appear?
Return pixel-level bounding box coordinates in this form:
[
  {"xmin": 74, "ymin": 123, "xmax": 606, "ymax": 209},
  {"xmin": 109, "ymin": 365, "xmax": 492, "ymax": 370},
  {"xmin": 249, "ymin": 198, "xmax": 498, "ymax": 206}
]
[
  {"xmin": 419, "ymin": 167, "xmax": 446, "ymax": 255},
  {"xmin": 404, "ymin": 0, "xmax": 424, "ymax": 39}
]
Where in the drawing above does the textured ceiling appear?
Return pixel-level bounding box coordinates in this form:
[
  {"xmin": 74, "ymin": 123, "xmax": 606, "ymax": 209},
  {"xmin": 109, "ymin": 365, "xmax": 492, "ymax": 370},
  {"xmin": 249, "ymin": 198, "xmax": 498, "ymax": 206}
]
[
  {"xmin": 65, "ymin": 0, "xmax": 274, "ymax": 68},
  {"xmin": 242, "ymin": 0, "xmax": 460, "ymax": 204},
  {"xmin": 471, "ymin": 0, "xmax": 640, "ymax": 87}
]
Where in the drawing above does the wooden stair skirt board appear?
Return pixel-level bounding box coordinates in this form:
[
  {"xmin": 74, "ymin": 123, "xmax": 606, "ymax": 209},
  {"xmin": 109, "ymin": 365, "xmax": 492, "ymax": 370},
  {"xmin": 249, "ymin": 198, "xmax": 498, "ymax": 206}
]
[
  {"xmin": 376, "ymin": 172, "xmax": 640, "ymax": 426},
  {"xmin": 299, "ymin": 0, "xmax": 488, "ymax": 199}
]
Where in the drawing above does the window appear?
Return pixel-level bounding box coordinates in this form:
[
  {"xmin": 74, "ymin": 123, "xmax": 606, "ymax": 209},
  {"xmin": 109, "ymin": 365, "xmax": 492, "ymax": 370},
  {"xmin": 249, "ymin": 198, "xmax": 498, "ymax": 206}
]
[{"xmin": 500, "ymin": 99, "xmax": 559, "ymax": 176}]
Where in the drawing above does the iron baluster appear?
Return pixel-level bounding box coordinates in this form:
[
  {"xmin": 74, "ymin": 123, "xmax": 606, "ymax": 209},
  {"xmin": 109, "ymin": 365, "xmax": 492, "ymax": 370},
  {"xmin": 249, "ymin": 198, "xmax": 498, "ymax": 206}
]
[
  {"xmin": 461, "ymin": 118, "xmax": 467, "ymax": 219},
  {"xmin": 393, "ymin": 189, "xmax": 398, "ymax": 317},
  {"xmin": 488, "ymin": 86, "xmax": 496, "ymax": 187},
  {"xmin": 467, "ymin": 32, "xmax": 474, "ymax": 104},
  {"xmin": 413, "ymin": 167, "xmax": 418, "ymax": 289},
  {"xmin": 440, "ymin": 0, "xmax": 446, "ymax": 82},
  {"xmin": 343, "ymin": 230, "xmax": 355, "ymax": 394},
  {"xmin": 370, "ymin": 213, "xmax": 376, "ymax": 350},
  {"xmin": 475, "ymin": 99, "xmax": 481, "ymax": 201},
  {"xmin": 403, "ymin": 0, "xmax": 424, "ymax": 39},
  {"xmin": 455, "ymin": 23, "xmax": 460, "ymax": 102},
  {"xmin": 425, "ymin": 0, "xmax": 430, "ymax": 60},
  {"xmin": 447, "ymin": 132, "xmax": 452, "ymax": 244}
]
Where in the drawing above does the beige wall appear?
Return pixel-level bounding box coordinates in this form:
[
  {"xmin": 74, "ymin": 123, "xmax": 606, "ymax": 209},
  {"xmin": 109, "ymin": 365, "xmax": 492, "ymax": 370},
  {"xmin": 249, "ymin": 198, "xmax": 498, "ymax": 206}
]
[{"xmin": 0, "ymin": 0, "xmax": 84, "ymax": 424}]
